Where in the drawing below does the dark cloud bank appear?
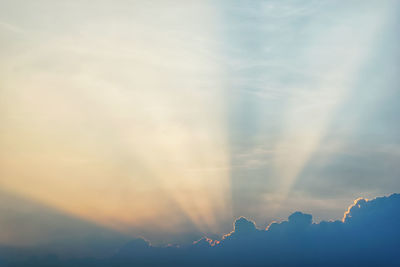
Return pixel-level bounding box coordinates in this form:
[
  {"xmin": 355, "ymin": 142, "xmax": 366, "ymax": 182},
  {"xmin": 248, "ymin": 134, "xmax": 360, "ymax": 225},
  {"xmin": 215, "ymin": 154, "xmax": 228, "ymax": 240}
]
[{"xmin": 1, "ymin": 193, "xmax": 400, "ymax": 266}]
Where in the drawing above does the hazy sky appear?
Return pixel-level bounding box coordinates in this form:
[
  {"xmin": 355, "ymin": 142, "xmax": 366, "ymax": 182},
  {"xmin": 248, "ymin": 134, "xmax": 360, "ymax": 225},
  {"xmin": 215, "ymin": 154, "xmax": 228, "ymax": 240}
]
[{"xmin": 1, "ymin": 0, "xmax": 399, "ymax": 248}]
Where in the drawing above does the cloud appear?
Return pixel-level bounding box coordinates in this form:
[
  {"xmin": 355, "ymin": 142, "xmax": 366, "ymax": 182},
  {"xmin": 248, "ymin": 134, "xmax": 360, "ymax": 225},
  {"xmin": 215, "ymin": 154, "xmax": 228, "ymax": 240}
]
[
  {"xmin": 2, "ymin": 193, "xmax": 400, "ymax": 266},
  {"xmin": 222, "ymin": 216, "xmax": 258, "ymax": 239}
]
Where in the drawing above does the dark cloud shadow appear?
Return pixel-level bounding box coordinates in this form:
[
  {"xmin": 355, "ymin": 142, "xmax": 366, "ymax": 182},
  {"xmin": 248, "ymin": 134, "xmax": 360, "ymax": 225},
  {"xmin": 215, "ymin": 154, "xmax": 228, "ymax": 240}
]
[
  {"xmin": 0, "ymin": 189, "xmax": 131, "ymax": 262},
  {"xmin": 2, "ymin": 193, "xmax": 400, "ymax": 266}
]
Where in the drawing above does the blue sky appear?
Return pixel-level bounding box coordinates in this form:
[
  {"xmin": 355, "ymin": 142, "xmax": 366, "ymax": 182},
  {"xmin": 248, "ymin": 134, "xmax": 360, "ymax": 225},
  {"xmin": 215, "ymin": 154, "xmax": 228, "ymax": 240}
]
[{"xmin": 222, "ymin": 0, "xmax": 400, "ymax": 224}]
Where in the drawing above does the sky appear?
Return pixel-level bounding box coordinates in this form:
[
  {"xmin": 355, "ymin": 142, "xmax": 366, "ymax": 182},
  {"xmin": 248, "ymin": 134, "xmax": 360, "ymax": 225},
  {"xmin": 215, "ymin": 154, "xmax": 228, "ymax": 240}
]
[{"xmin": 0, "ymin": 0, "xmax": 400, "ymax": 252}]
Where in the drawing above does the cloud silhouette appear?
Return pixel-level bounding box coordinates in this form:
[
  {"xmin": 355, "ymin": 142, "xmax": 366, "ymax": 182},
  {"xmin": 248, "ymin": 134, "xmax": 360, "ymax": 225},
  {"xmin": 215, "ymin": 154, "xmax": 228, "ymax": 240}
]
[
  {"xmin": 2, "ymin": 194, "xmax": 400, "ymax": 266},
  {"xmin": 222, "ymin": 217, "xmax": 259, "ymax": 240}
]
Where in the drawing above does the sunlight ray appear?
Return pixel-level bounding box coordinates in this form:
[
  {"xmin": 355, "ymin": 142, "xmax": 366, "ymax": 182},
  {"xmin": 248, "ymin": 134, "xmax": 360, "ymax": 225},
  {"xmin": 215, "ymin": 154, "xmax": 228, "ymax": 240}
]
[{"xmin": 270, "ymin": 2, "xmax": 394, "ymax": 212}]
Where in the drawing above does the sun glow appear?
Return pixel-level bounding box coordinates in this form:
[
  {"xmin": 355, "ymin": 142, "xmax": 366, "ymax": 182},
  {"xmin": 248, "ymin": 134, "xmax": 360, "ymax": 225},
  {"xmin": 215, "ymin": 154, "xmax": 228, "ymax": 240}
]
[{"xmin": 0, "ymin": 1, "xmax": 231, "ymax": 239}]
